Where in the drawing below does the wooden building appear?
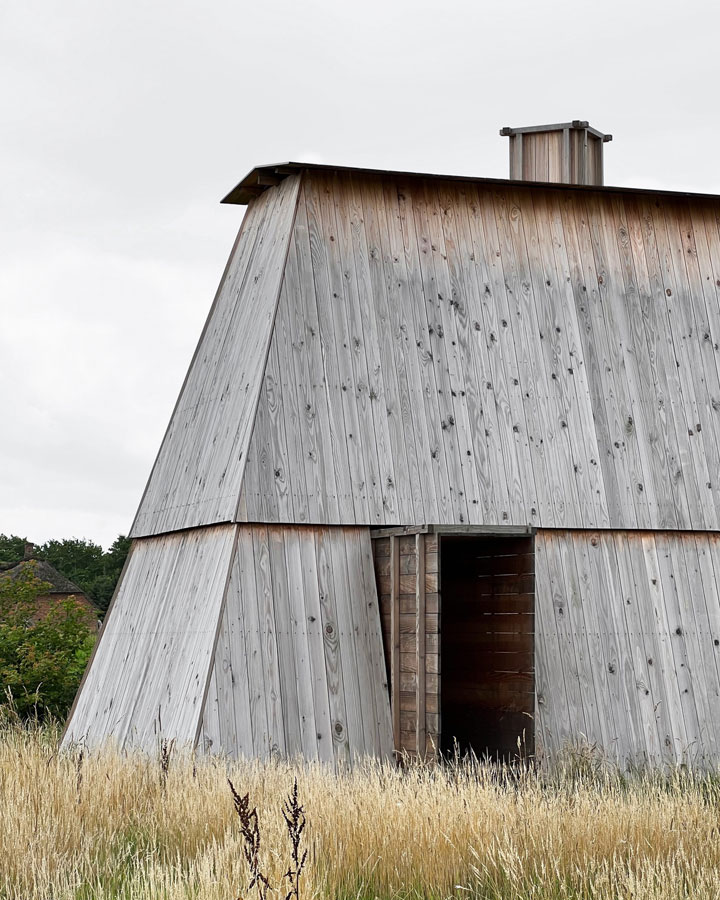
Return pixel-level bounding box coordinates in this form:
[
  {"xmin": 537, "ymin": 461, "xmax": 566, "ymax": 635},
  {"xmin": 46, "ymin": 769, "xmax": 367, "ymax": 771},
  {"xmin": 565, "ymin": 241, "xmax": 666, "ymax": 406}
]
[
  {"xmin": 2, "ymin": 548, "xmax": 99, "ymax": 632},
  {"xmin": 64, "ymin": 122, "xmax": 720, "ymax": 767}
]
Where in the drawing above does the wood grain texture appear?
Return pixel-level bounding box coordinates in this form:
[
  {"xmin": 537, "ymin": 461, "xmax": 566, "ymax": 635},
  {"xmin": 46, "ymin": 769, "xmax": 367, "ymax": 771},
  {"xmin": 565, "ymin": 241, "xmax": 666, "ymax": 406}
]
[
  {"xmin": 131, "ymin": 175, "xmax": 301, "ymax": 537},
  {"xmin": 63, "ymin": 525, "xmax": 237, "ymax": 751},
  {"xmin": 242, "ymin": 173, "xmax": 720, "ymax": 530},
  {"xmin": 200, "ymin": 524, "xmax": 392, "ymax": 768},
  {"xmin": 535, "ymin": 529, "xmax": 720, "ymax": 767}
]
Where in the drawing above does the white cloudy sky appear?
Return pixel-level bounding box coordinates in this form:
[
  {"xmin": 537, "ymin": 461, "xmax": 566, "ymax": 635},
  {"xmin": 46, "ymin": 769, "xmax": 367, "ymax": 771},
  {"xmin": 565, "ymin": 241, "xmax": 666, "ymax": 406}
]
[{"xmin": 2, "ymin": 0, "xmax": 719, "ymax": 549}]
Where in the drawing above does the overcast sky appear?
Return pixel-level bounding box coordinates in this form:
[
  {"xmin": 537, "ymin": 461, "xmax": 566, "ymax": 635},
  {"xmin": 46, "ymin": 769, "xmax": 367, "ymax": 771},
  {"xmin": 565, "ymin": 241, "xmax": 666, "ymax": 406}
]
[{"xmin": 2, "ymin": 0, "xmax": 719, "ymax": 549}]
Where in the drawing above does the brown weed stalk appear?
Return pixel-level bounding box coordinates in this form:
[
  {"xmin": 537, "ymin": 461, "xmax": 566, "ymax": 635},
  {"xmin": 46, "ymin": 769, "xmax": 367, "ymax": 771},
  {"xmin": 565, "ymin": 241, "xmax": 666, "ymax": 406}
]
[
  {"xmin": 282, "ymin": 778, "xmax": 307, "ymax": 900},
  {"xmin": 228, "ymin": 779, "xmax": 271, "ymax": 900}
]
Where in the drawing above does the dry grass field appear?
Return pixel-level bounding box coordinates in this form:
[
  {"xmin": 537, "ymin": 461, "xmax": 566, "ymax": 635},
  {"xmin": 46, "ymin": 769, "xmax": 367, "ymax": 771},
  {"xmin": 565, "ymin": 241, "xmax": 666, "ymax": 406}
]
[{"xmin": 3, "ymin": 718, "xmax": 720, "ymax": 900}]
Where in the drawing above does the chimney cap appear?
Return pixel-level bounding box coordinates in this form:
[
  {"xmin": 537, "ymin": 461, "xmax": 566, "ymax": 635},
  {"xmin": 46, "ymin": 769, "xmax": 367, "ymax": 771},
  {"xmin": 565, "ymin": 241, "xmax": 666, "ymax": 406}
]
[{"xmin": 500, "ymin": 121, "xmax": 612, "ymax": 142}]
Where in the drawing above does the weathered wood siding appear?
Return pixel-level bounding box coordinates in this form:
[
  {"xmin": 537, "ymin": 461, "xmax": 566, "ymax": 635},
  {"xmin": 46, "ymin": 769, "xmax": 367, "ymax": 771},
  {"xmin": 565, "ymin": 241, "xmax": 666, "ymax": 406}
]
[
  {"xmin": 535, "ymin": 530, "xmax": 720, "ymax": 766},
  {"xmin": 200, "ymin": 524, "xmax": 392, "ymax": 767},
  {"xmin": 63, "ymin": 525, "xmax": 237, "ymax": 750},
  {"xmin": 242, "ymin": 172, "xmax": 720, "ymax": 531},
  {"xmin": 372, "ymin": 532, "xmax": 439, "ymax": 757},
  {"xmin": 131, "ymin": 175, "xmax": 300, "ymax": 537}
]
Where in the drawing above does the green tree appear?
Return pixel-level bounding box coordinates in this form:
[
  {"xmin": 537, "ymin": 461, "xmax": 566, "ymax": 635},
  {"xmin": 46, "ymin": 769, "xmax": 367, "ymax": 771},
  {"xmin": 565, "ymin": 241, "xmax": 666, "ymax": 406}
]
[
  {"xmin": 0, "ymin": 534, "xmax": 27, "ymax": 567},
  {"xmin": 0, "ymin": 563, "xmax": 96, "ymax": 720},
  {"xmin": 35, "ymin": 535, "xmax": 132, "ymax": 615}
]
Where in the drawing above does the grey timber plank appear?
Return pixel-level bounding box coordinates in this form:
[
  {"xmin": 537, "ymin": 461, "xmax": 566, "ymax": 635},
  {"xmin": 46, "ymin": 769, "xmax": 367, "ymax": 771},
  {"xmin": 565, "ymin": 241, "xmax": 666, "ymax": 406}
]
[
  {"xmin": 346, "ymin": 174, "xmax": 398, "ymax": 522},
  {"xmin": 569, "ymin": 531, "xmax": 620, "ymax": 756},
  {"xmin": 534, "ymin": 534, "xmax": 573, "ymax": 755},
  {"xmin": 522, "ymin": 193, "xmax": 586, "ymax": 525},
  {"xmin": 64, "ymin": 525, "xmax": 237, "ymax": 752},
  {"xmin": 560, "ymin": 193, "xmax": 624, "ymax": 525},
  {"xmin": 640, "ymin": 197, "xmax": 709, "ymax": 529},
  {"xmin": 252, "ymin": 526, "xmax": 285, "ymax": 755},
  {"xmin": 283, "ymin": 528, "xmax": 322, "ymax": 759},
  {"xmin": 133, "ymin": 176, "xmax": 300, "ymax": 536},
  {"xmin": 653, "ymin": 532, "xmax": 704, "ymax": 758},
  {"xmin": 490, "ymin": 188, "xmax": 552, "ymax": 523},
  {"xmin": 131, "ymin": 195, "xmax": 270, "ymax": 536},
  {"xmin": 292, "ymin": 188, "xmax": 342, "ymax": 523},
  {"xmin": 238, "ymin": 526, "xmax": 270, "ymax": 757},
  {"xmin": 542, "ymin": 533, "xmax": 588, "ymax": 742},
  {"xmin": 441, "ymin": 183, "xmax": 504, "ymax": 523},
  {"xmin": 311, "ymin": 174, "xmax": 371, "ymax": 522},
  {"xmin": 297, "ymin": 527, "xmax": 334, "ymax": 763},
  {"xmin": 633, "ymin": 534, "xmax": 689, "ymax": 763},
  {"xmin": 672, "ymin": 201, "xmax": 720, "ymax": 525},
  {"xmin": 304, "ymin": 178, "xmax": 357, "ymax": 523},
  {"xmin": 267, "ymin": 526, "xmax": 303, "ymax": 755},
  {"xmin": 219, "ymin": 536, "xmax": 255, "ymax": 757},
  {"xmin": 608, "ymin": 195, "xmax": 670, "ymax": 528},
  {"xmin": 395, "ymin": 179, "xmax": 455, "ymax": 521},
  {"xmin": 353, "ymin": 527, "xmax": 394, "ymax": 758},
  {"xmin": 672, "ymin": 534, "xmax": 720, "ymax": 761},
  {"xmin": 461, "ymin": 189, "xmax": 517, "ymax": 522},
  {"xmin": 612, "ymin": 532, "xmax": 665, "ymax": 764},
  {"xmin": 328, "ymin": 528, "xmax": 372, "ymax": 762},
  {"xmin": 381, "ymin": 179, "xmax": 441, "ymax": 523},
  {"xmin": 422, "ymin": 181, "xmax": 483, "ymax": 522},
  {"xmin": 654, "ymin": 199, "xmax": 717, "ymax": 529},
  {"xmin": 584, "ymin": 192, "xmax": 649, "ymax": 527},
  {"xmin": 314, "ymin": 527, "xmax": 351, "ymax": 767},
  {"xmin": 368, "ymin": 177, "xmax": 427, "ymax": 522},
  {"xmin": 544, "ymin": 191, "xmax": 609, "ymax": 526},
  {"xmin": 553, "ymin": 531, "xmax": 605, "ymax": 748},
  {"xmin": 622, "ymin": 196, "xmax": 689, "ymax": 528},
  {"xmin": 330, "ymin": 173, "xmax": 386, "ymax": 524},
  {"xmin": 358, "ymin": 176, "xmax": 416, "ymax": 522},
  {"xmin": 408, "ymin": 181, "xmax": 470, "ymax": 522}
]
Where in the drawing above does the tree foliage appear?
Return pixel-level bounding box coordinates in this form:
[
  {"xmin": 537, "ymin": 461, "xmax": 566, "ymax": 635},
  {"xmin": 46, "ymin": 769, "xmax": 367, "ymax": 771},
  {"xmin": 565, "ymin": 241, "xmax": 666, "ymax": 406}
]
[
  {"xmin": 0, "ymin": 533, "xmax": 132, "ymax": 615},
  {"xmin": 0, "ymin": 534, "xmax": 27, "ymax": 567},
  {"xmin": 0, "ymin": 563, "xmax": 96, "ymax": 720}
]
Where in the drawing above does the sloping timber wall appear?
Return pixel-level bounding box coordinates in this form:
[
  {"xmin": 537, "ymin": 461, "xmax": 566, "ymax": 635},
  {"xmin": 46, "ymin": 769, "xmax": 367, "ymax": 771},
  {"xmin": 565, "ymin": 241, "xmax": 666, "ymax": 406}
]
[
  {"xmin": 369, "ymin": 528, "xmax": 720, "ymax": 767},
  {"xmin": 240, "ymin": 172, "xmax": 720, "ymax": 530},
  {"xmin": 536, "ymin": 530, "xmax": 720, "ymax": 767},
  {"xmin": 64, "ymin": 524, "xmax": 392, "ymax": 766},
  {"xmin": 200, "ymin": 525, "xmax": 392, "ymax": 765},
  {"xmin": 64, "ymin": 525, "xmax": 237, "ymax": 749},
  {"xmin": 131, "ymin": 175, "xmax": 301, "ymax": 538}
]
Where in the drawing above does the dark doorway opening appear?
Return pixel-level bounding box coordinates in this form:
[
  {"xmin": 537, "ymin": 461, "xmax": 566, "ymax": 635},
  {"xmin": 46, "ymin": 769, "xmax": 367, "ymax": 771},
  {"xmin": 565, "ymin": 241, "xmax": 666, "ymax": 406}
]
[{"xmin": 440, "ymin": 534, "xmax": 535, "ymax": 762}]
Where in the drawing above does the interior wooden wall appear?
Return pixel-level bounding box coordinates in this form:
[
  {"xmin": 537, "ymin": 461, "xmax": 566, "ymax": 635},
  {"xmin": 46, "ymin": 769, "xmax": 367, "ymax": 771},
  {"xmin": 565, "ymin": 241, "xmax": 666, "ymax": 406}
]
[
  {"xmin": 372, "ymin": 532, "xmax": 439, "ymax": 756},
  {"xmin": 201, "ymin": 524, "xmax": 392, "ymax": 767},
  {"xmin": 535, "ymin": 530, "xmax": 720, "ymax": 766},
  {"xmin": 440, "ymin": 535, "xmax": 534, "ymax": 761},
  {"xmin": 242, "ymin": 171, "xmax": 720, "ymax": 532}
]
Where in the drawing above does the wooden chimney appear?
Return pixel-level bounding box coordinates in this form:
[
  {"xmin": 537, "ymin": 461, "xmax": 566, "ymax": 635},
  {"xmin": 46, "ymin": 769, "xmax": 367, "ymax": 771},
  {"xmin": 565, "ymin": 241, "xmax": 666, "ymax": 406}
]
[{"xmin": 500, "ymin": 121, "xmax": 612, "ymax": 185}]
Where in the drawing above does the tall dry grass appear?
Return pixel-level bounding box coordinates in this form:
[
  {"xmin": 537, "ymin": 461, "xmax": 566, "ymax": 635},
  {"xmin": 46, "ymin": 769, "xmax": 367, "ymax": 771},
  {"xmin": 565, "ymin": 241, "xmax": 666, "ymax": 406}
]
[{"xmin": 3, "ymin": 718, "xmax": 720, "ymax": 899}]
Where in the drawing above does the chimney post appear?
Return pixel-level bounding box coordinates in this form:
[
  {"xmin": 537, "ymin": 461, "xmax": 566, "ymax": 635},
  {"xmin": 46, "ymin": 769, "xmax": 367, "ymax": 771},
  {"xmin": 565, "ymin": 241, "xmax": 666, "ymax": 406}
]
[{"xmin": 500, "ymin": 121, "xmax": 612, "ymax": 186}]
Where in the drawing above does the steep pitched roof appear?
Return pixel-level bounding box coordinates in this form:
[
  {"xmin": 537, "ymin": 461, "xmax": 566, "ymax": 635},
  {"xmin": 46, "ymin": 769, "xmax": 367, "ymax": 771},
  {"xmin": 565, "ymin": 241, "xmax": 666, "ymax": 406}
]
[{"xmin": 2, "ymin": 558, "xmax": 85, "ymax": 595}]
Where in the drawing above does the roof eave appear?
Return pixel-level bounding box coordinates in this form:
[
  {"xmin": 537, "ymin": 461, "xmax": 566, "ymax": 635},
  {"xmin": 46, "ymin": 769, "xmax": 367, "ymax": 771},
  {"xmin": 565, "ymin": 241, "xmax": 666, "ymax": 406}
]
[{"xmin": 220, "ymin": 161, "xmax": 720, "ymax": 206}]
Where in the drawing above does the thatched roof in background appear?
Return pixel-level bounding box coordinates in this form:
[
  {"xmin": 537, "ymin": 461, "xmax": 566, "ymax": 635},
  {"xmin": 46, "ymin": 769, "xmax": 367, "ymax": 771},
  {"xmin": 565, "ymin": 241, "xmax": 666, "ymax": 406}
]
[{"xmin": 1, "ymin": 558, "xmax": 86, "ymax": 595}]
